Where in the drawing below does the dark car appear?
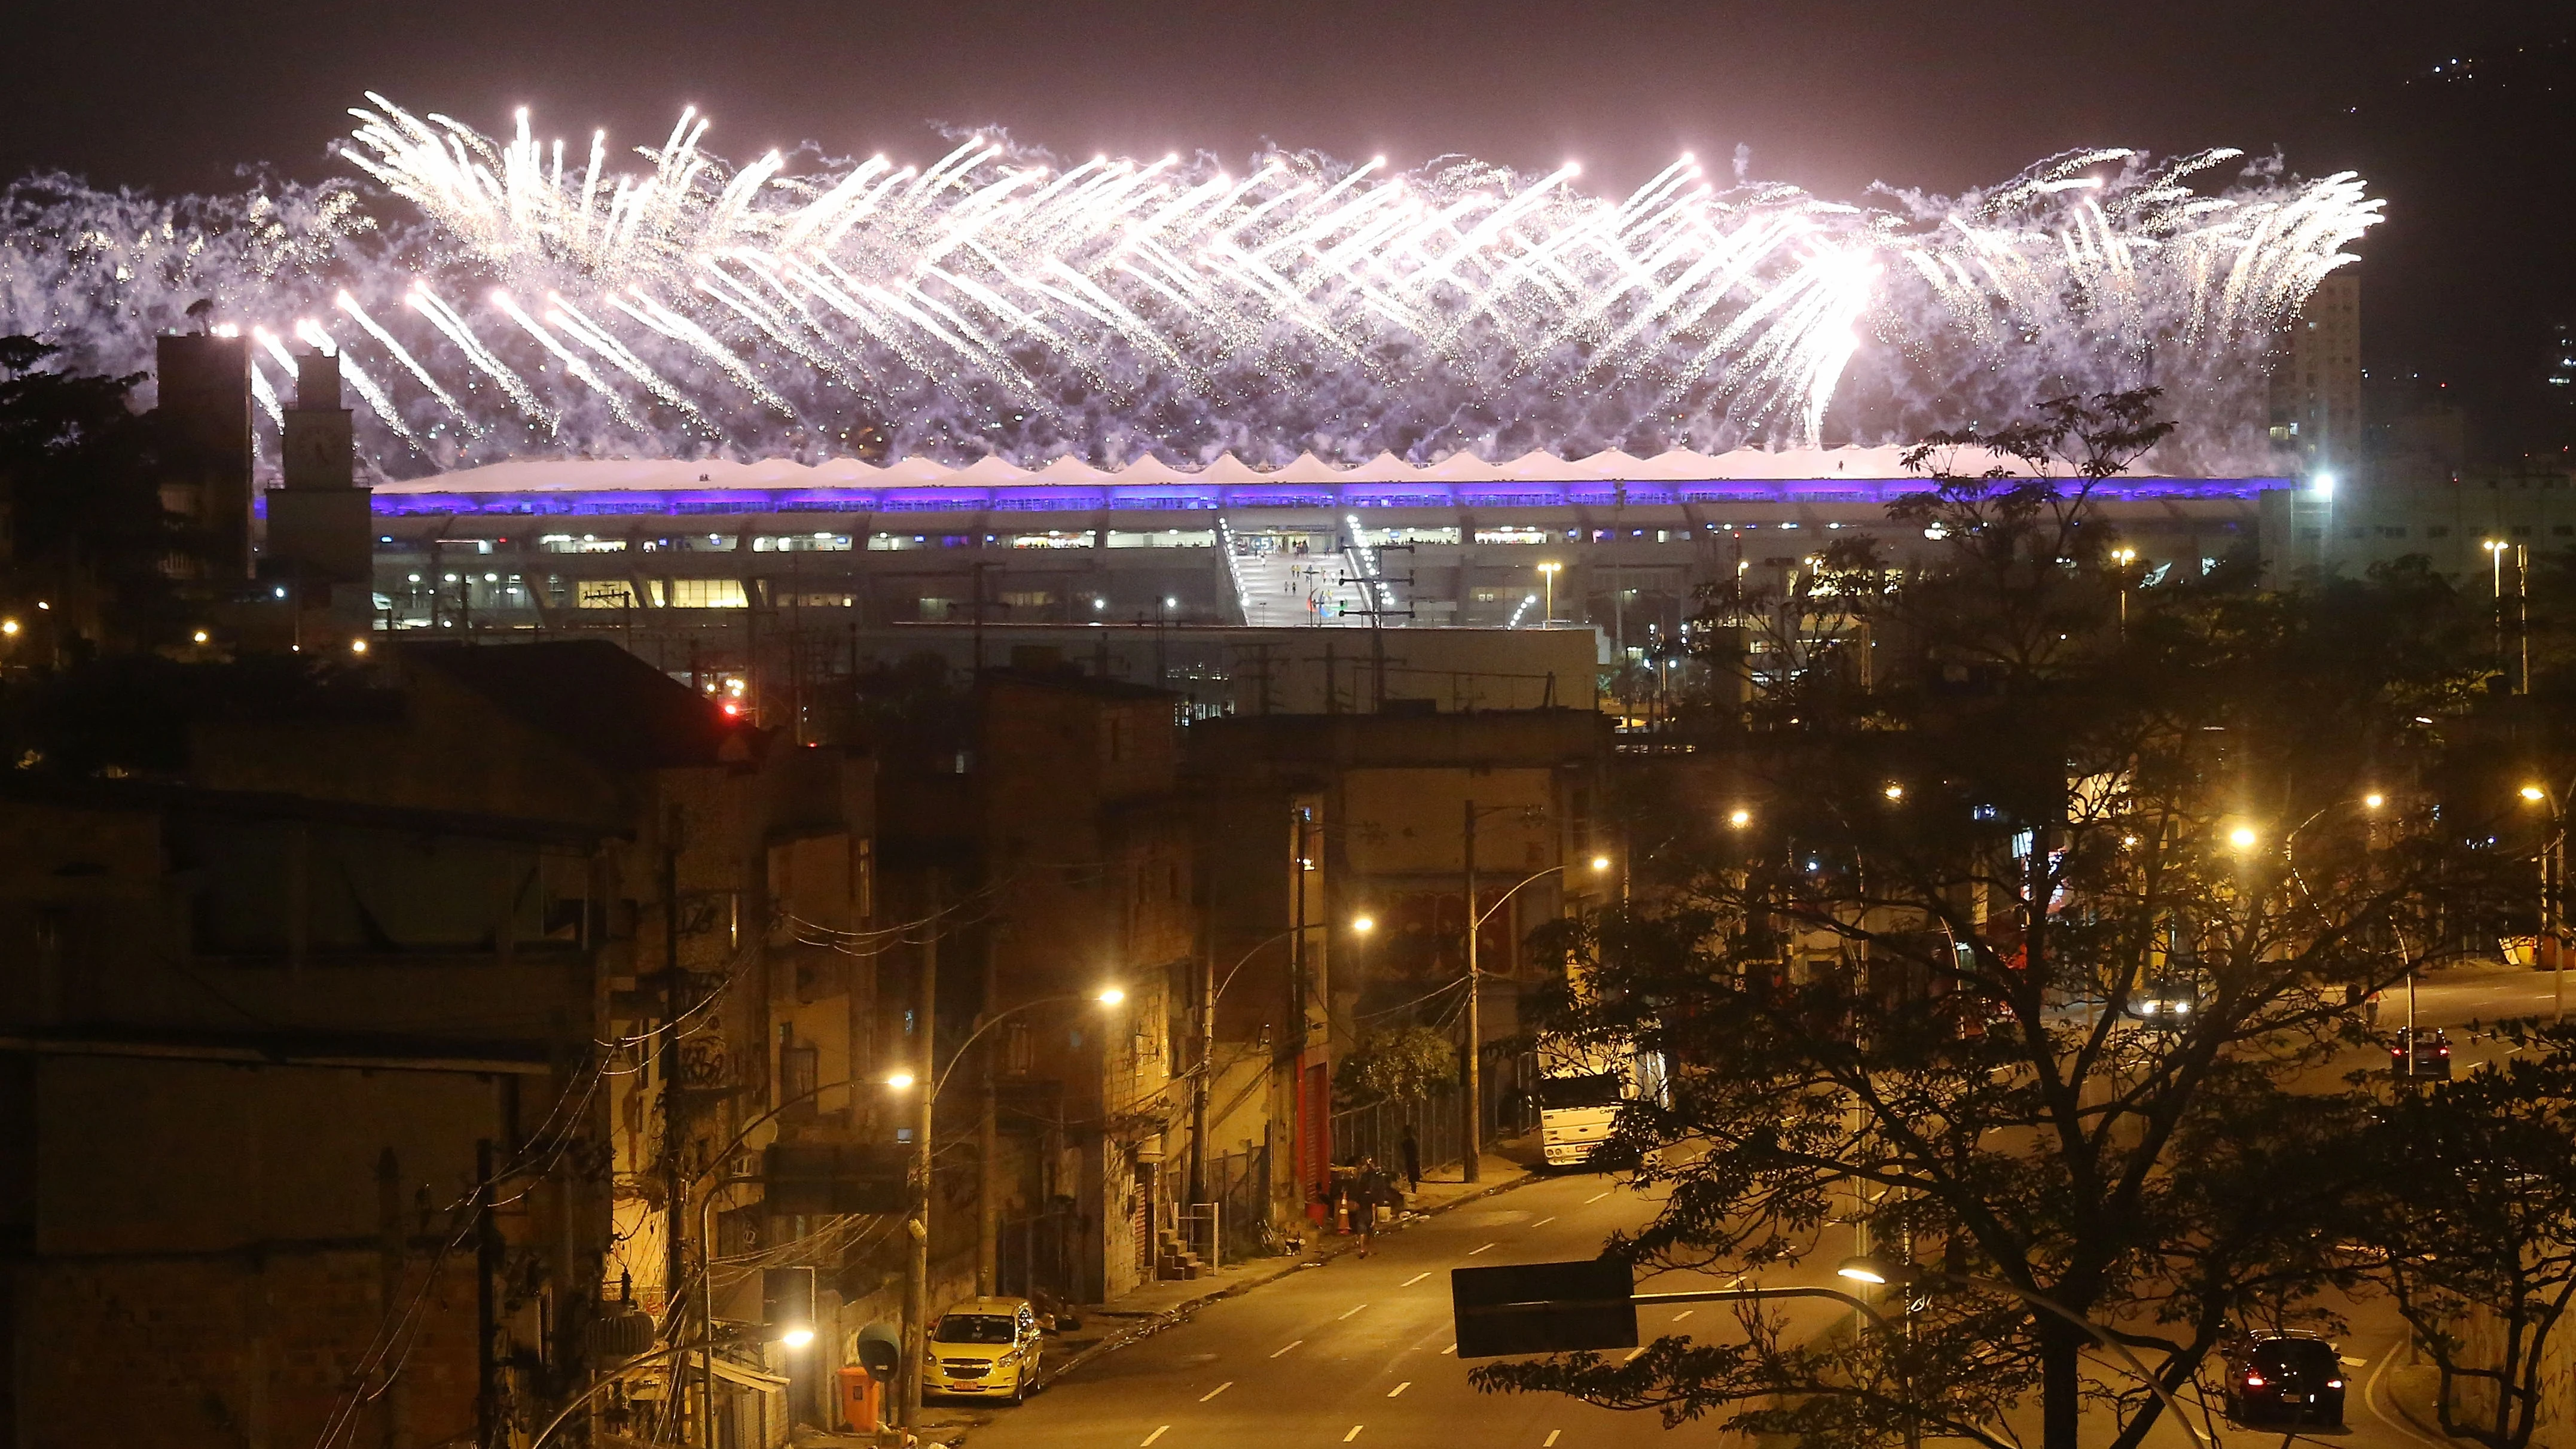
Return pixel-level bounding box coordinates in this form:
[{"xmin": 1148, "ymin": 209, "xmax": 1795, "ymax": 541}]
[
  {"xmin": 2221, "ymin": 1330, "xmax": 2347, "ymax": 1428},
  {"xmin": 2391, "ymin": 1026, "xmax": 2453, "ymax": 1079},
  {"xmin": 2123, "ymin": 978, "xmax": 2199, "ymax": 1027}
]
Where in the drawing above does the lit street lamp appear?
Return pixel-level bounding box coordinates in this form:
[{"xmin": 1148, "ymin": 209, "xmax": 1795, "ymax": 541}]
[
  {"xmin": 1537, "ymin": 561, "xmax": 1561, "ymax": 627},
  {"xmin": 1836, "ymin": 1256, "xmax": 2209, "ymax": 1446},
  {"xmin": 2522, "ymin": 781, "xmax": 2568, "ymax": 1021},
  {"xmin": 1461, "ymin": 798, "xmax": 1611, "ymax": 1182}
]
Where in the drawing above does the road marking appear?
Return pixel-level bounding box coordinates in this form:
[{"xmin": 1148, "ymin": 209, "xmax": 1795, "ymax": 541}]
[
  {"xmin": 1339, "ymin": 1304, "xmax": 1369, "ymax": 1320},
  {"xmin": 1401, "ymin": 1272, "xmax": 1430, "ymax": 1286},
  {"xmin": 1545, "ymin": 1434, "xmax": 1562, "ymax": 1447},
  {"xmin": 1469, "ymin": 1243, "xmax": 1496, "ymax": 1256},
  {"xmin": 1200, "ymin": 1381, "xmax": 1233, "ymax": 1402},
  {"xmin": 1344, "ymin": 1427, "xmax": 1365, "ymax": 1442},
  {"xmin": 1441, "ymin": 1343, "xmax": 1457, "ymax": 1356},
  {"xmin": 1142, "ymin": 1429, "xmax": 1170, "ymax": 1447},
  {"xmin": 2341, "ymin": 1356, "xmax": 2367, "ymax": 1367},
  {"xmin": 1671, "ymin": 1310, "xmax": 1692, "ymax": 1322},
  {"xmin": 1533, "ymin": 1216, "xmax": 1556, "ymax": 1227},
  {"xmin": 1272, "ymin": 1340, "xmax": 1302, "ymax": 1358},
  {"xmin": 1388, "ymin": 1383, "xmax": 1411, "ymax": 1398},
  {"xmin": 1584, "ymin": 1191, "xmax": 1611, "ymax": 1204},
  {"xmin": 1622, "ymin": 1347, "xmax": 1647, "ymax": 1363}
]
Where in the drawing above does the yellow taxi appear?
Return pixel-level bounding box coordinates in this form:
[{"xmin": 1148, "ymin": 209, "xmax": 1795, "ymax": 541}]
[{"xmin": 922, "ymin": 1296, "xmax": 1042, "ymax": 1404}]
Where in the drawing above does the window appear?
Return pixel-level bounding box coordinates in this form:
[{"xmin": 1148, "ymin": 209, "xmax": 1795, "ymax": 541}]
[
  {"xmin": 919, "ymin": 597, "xmax": 956, "ymax": 621},
  {"xmin": 1006, "ymin": 530, "xmax": 1094, "ymax": 549},
  {"xmin": 576, "ymin": 580, "xmax": 639, "ymax": 608},
  {"xmin": 539, "ymin": 534, "xmax": 627, "ymax": 553},
  {"xmin": 2512, "ymin": 526, "xmax": 2535, "ymax": 538},
  {"xmin": 1107, "ymin": 529, "xmax": 1217, "ymax": 548},
  {"xmin": 999, "ymin": 590, "xmax": 1054, "ymax": 609},
  {"xmin": 2377, "ymin": 526, "xmax": 2408, "ymax": 538},
  {"xmin": 1473, "ymin": 526, "xmax": 1549, "ymax": 545},
  {"xmin": 664, "ymin": 579, "xmax": 749, "ymax": 608},
  {"xmin": 2427, "ymin": 526, "xmax": 2451, "ymax": 539},
  {"xmin": 781, "ymin": 1042, "xmax": 820, "ymax": 1106}
]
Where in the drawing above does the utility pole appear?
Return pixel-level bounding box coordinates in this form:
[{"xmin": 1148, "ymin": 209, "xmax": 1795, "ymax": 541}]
[
  {"xmin": 1462, "ymin": 800, "xmax": 1481, "ymax": 1183},
  {"xmin": 658, "ymin": 804, "xmax": 686, "ymax": 1332},
  {"xmin": 899, "ymin": 875, "xmax": 940, "ymax": 1430},
  {"xmin": 1189, "ymin": 905, "xmax": 1214, "ymax": 1231},
  {"xmin": 475, "ymin": 1138, "xmax": 500, "ymax": 1449},
  {"xmin": 977, "ymin": 931, "xmax": 999, "ymax": 1295}
]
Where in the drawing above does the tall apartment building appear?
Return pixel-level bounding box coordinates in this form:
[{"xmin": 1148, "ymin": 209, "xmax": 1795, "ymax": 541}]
[{"xmin": 2272, "ymin": 270, "xmax": 2363, "ymax": 475}]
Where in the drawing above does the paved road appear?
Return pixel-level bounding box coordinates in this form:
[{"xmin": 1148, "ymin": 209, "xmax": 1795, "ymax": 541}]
[
  {"xmin": 954, "ymin": 1166, "xmax": 2453, "ymax": 1449},
  {"xmin": 956, "ymin": 980, "xmax": 2564, "ymax": 1448},
  {"xmin": 969, "ymin": 1170, "xmax": 1758, "ymax": 1449}
]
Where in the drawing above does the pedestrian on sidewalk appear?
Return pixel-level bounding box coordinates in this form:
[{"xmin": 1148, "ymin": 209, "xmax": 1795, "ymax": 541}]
[
  {"xmin": 1356, "ymin": 1157, "xmax": 1383, "ymax": 1257},
  {"xmin": 1399, "ymin": 1125, "xmax": 1421, "ymax": 1193}
]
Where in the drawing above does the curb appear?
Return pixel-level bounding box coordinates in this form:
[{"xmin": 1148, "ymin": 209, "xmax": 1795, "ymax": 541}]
[{"xmin": 1031, "ymin": 1163, "xmax": 1546, "ymax": 1393}]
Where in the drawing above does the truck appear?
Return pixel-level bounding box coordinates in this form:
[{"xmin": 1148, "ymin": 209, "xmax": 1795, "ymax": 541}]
[{"xmin": 1534, "ymin": 1036, "xmax": 1666, "ymax": 1168}]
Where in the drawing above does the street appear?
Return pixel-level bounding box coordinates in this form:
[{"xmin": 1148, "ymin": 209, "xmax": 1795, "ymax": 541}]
[
  {"xmin": 947, "ymin": 1161, "xmax": 2453, "ymax": 1449},
  {"xmin": 952, "ymin": 969, "xmax": 2576, "ymax": 1449}
]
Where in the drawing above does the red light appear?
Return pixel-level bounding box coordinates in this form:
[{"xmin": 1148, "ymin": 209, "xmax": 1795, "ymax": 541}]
[
  {"xmin": 721, "ymin": 702, "xmax": 741, "ymax": 718},
  {"xmin": 2245, "ymin": 1372, "xmax": 2266, "ymax": 1388}
]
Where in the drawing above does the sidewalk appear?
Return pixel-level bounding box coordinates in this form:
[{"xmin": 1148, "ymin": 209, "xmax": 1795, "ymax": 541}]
[{"xmin": 912, "ymin": 1139, "xmax": 1544, "ymax": 1444}]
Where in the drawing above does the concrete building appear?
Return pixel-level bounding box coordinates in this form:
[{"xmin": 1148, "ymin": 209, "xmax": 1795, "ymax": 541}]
[
  {"xmin": 2272, "ymin": 270, "xmax": 2363, "ymax": 477},
  {"xmin": 0, "ymin": 639, "xmax": 883, "ymax": 1449}
]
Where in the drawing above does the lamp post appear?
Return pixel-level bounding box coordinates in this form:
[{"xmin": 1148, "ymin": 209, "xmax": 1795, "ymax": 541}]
[
  {"xmin": 2487, "ymin": 539, "xmax": 2510, "ymax": 677},
  {"xmin": 1461, "ymin": 798, "xmax": 1610, "ymax": 1183},
  {"xmin": 1537, "ymin": 562, "xmax": 1561, "ymax": 627},
  {"xmin": 2522, "ymin": 782, "xmax": 2567, "ymax": 1020},
  {"xmin": 885, "ymin": 984, "xmax": 1124, "ymax": 1429},
  {"xmin": 1189, "ymin": 917, "xmax": 1369, "ymax": 1231},
  {"xmin": 2109, "ymin": 547, "xmax": 2136, "ymax": 634},
  {"xmin": 1836, "ymin": 1256, "xmax": 2209, "ymax": 1447}
]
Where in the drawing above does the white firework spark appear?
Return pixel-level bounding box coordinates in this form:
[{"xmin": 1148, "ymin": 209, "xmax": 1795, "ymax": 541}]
[{"xmin": 0, "ymin": 97, "xmax": 2380, "ymax": 472}]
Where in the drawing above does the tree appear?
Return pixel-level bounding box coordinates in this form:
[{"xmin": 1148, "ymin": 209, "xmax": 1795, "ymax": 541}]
[
  {"xmin": 0, "ymin": 335, "xmax": 195, "ymax": 651},
  {"xmin": 1335, "ymin": 1025, "xmax": 1460, "ymax": 1107},
  {"xmin": 1475, "ymin": 391, "xmax": 2508, "ymax": 1449},
  {"xmin": 2352, "ymin": 1023, "xmax": 2576, "ymax": 1449}
]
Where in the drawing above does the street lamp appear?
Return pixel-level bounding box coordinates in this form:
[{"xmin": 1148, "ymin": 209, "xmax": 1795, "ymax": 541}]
[
  {"xmin": 2522, "ymin": 781, "xmax": 2566, "ymax": 1020},
  {"xmin": 1461, "ymin": 803, "xmax": 1611, "ymax": 1182},
  {"xmin": 2110, "ymin": 547, "xmax": 2137, "ymax": 632},
  {"xmin": 891, "ymin": 985, "xmax": 1123, "ymax": 1429},
  {"xmin": 1537, "ymin": 561, "xmax": 1561, "ymax": 627},
  {"xmin": 2226, "ymin": 825, "xmax": 2258, "ymax": 853},
  {"xmin": 1835, "ymin": 1256, "xmax": 2209, "ymax": 1446},
  {"xmin": 1727, "ymin": 807, "xmax": 1753, "ymax": 829}
]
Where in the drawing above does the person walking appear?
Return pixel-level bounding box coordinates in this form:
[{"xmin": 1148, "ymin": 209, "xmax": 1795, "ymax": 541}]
[
  {"xmin": 1356, "ymin": 1157, "xmax": 1382, "ymax": 1257},
  {"xmin": 1399, "ymin": 1124, "xmax": 1421, "ymax": 1193}
]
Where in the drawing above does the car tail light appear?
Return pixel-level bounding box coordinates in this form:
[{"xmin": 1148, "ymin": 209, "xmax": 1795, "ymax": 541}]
[
  {"xmin": 2440, "ymin": 1047, "xmax": 2450, "ymax": 1056},
  {"xmin": 2245, "ymin": 1372, "xmax": 2266, "ymax": 1388},
  {"xmin": 2328, "ymin": 1380, "xmax": 2345, "ymax": 1389}
]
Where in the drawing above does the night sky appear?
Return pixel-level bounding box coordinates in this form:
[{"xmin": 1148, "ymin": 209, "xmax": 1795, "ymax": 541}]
[{"xmin": 5, "ymin": 1, "xmax": 2569, "ymax": 456}]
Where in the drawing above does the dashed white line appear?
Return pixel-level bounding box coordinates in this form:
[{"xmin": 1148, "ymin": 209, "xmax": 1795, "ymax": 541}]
[
  {"xmin": 1271, "ymin": 1340, "xmax": 1303, "ymax": 1358},
  {"xmin": 1142, "ymin": 1429, "xmax": 1170, "ymax": 1447},
  {"xmin": 1469, "ymin": 1243, "xmax": 1496, "ymax": 1256},
  {"xmin": 1200, "ymin": 1381, "xmax": 1234, "ymax": 1402},
  {"xmin": 1339, "ymin": 1304, "xmax": 1369, "ymax": 1320},
  {"xmin": 1388, "ymin": 1383, "xmax": 1411, "ymax": 1398},
  {"xmin": 1401, "ymin": 1272, "xmax": 1430, "ymax": 1286},
  {"xmin": 1671, "ymin": 1310, "xmax": 1693, "ymax": 1322},
  {"xmin": 1344, "ymin": 1427, "xmax": 1365, "ymax": 1443},
  {"xmin": 1622, "ymin": 1347, "xmax": 1647, "ymax": 1364},
  {"xmin": 1441, "ymin": 1343, "xmax": 1457, "ymax": 1356},
  {"xmin": 1545, "ymin": 1433, "xmax": 1562, "ymax": 1447},
  {"xmin": 1583, "ymin": 1191, "xmax": 1611, "ymax": 1204},
  {"xmin": 1532, "ymin": 1216, "xmax": 1556, "ymax": 1227}
]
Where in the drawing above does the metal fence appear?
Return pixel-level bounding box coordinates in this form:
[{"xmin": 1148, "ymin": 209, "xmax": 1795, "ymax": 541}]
[
  {"xmin": 1330, "ymin": 1087, "xmax": 1465, "ymax": 1187},
  {"xmin": 1205, "ymin": 1145, "xmax": 1272, "ymax": 1260}
]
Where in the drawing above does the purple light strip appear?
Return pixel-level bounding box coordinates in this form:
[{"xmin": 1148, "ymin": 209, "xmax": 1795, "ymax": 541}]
[{"xmin": 370, "ymin": 477, "xmax": 2288, "ymax": 518}]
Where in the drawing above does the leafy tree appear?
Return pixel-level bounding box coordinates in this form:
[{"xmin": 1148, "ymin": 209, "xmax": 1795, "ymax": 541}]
[
  {"xmin": 1475, "ymin": 392, "xmax": 2508, "ymax": 1449},
  {"xmin": 1335, "ymin": 1025, "xmax": 1460, "ymax": 1108},
  {"xmin": 0, "ymin": 335, "xmax": 195, "ymax": 651},
  {"xmin": 2352, "ymin": 1024, "xmax": 2576, "ymax": 1449}
]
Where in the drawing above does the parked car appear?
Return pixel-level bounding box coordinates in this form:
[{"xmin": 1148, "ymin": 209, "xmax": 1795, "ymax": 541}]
[
  {"xmin": 2390, "ymin": 1026, "xmax": 2453, "ymax": 1079},
  {"xmin": 2221, "ymin": 1329, "xmax": 2347, "ymax": 1429},
  {"xmin": 923, "ymin": 1296, "xmax": 1043, "ymax": 1404}
]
